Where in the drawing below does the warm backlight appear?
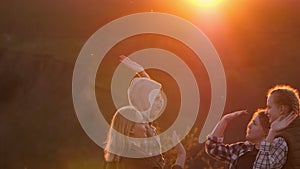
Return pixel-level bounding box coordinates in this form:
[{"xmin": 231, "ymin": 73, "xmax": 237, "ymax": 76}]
[{"xmin": 190, "ymin": 0, "xmax": 223, "ymax": 7}]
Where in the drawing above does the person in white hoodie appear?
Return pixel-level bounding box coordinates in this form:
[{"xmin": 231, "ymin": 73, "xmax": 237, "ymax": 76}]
[{"xmin": 103, "ymin": 56, "xmax": 185, "ymax": 169}]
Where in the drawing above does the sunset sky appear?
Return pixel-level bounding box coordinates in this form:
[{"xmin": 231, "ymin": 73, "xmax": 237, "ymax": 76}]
[{"xmin": 1, "ymin": 0, "xmax": 300, "ymax": 168}]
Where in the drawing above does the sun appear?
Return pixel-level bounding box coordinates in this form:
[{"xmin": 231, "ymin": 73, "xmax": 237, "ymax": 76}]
[{"xmin": 190, "ymin": 0, "xmax": 223, "ymax": 7}]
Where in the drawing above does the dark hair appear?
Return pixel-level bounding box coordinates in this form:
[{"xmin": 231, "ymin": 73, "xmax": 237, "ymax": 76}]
[
  {"xmin": 267, "ymin": 85, "xmax": 300, "ymax": 115},
  {"xmin": 252, "ymin": 109, "xmax": 270, "ymax": 133}
]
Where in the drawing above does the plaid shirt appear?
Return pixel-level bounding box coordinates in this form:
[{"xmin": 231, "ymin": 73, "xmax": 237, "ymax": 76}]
[
  {"xmin": 253, "ymin": 137, "xmax": 288, "ymax": 169},
  {"xmin": 205, "ymin": 135, "xmax": 255, "ymax": 169}
]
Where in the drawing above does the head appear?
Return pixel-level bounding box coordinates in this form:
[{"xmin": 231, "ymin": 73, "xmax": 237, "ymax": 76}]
[
  {"xmin": 149, "ymin": 92, "xmax": 165, "ymax": 121},
  {"xmin": 104, "ymin": 106, "xmax": 148, "ymax": 161},
  {"xmin": 246, "ymin": 109, "xmax": 270, "ymax": 143},
  {"xmin": 266, "ymin": 85, "xmax": 300, "ymax": 123},
  {"xmin": 128, "ymin": 77, "xmax": 166, "ymax": 122}
]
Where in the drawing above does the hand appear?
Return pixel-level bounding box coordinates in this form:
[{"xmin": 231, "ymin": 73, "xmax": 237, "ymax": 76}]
[
  {"xmin": 119, "ymin": 55, "xmax": 144, "ymax": 72},
  {"xmin": 270, "ymin": 112, "xmax": 297, "ymax": 133},
  {"xmin": 222, "ymin": 110, "xmax": 248, "ymax": 122},
  {"xmin": 209, "ymin": 110, "xmax": 248, "ymax": 138}
]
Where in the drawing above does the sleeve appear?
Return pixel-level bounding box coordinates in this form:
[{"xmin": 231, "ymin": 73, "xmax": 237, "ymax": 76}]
[
  {"xmin": 205, "ymin": 135, "xmax": 242, "ymax": 163},
  {"xmin": 253, "ymin": 137, "xmax": 288, "ymax": 169}
]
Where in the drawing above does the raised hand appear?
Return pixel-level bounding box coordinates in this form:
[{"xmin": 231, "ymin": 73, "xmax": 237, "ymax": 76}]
[
  {"xmin": 222, "ymin": 110, "xmax": 248, "ymax": 122},
  {"xmin": 265, "ymin": 112, "xmax": 297, "ymax": 142},
  {"xmin": 270, "ymin": 112, "xmax": 297, "ymax": 133},
  {"xmin": 210, "ymin": 110, "xmax": 248, "ymax": 138},
  {"xmin": 119, "ymin": 55, "xmax": 144, "ymax": 72}
]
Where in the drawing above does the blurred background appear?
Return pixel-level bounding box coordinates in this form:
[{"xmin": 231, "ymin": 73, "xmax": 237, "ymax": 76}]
[{"xmin": 1, "ymin": 0, "xmax": 300, "ymax": 168}]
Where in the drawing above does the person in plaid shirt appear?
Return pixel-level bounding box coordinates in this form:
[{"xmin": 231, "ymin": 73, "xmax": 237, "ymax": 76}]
[
  {"xmin": 253, "ymin": 85, "xmax": 300, "ymax": 169},
  {"xmin": 205, "ymin": 109, "xmax": 270, "ymax": 169}
]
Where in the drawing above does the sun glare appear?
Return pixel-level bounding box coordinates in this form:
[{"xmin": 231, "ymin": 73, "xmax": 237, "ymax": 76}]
[{"xmin": 190, "ymin": 0, "xmax": 223, "ymax": 7}]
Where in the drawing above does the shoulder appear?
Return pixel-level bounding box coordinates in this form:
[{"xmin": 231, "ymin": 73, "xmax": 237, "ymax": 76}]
[
  {"xmin": 274, "ymin": 137, "xmax": 287, "ymax": 144},
  {"xmin": 273, "ymin": 137, "xmax": 288, "ymax": 149}
]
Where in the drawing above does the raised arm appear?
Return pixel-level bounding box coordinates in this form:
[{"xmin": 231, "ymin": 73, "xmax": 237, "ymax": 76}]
[
  {"xmin": 205, "ymin": 110, "xmax": 249, "ymax": 162},
  {"xmin": 210, "ymin": 110, "xmax": 248, "ymax": 137},
  {"xmin": 265, "ymin": 112, "xmax": 296, "ymax": 143},
  {"xmin": 119, "ymin": 55, "xmax": 150, "ymax": 78}
]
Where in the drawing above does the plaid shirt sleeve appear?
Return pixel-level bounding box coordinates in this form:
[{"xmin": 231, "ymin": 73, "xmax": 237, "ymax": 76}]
[
  {"xmin": 253, "ymin": 137, "xmax": 288, "ymax": 169},
  {"xmin": 205, "ymin": 135, "xmax": 249, "ymax": 163}
]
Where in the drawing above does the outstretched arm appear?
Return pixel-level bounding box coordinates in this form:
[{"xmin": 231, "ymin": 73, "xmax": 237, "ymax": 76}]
[
  {"xmin": 210, "ymin": 110, "xmax": 248, "ymax": 137},
  {"xmin": 205, "ymin": 110, "xmax": 249, "ymax": 162},
  {"xmin": 119, "ymin": 55, "xmax": 150, "ymax": 78}
]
